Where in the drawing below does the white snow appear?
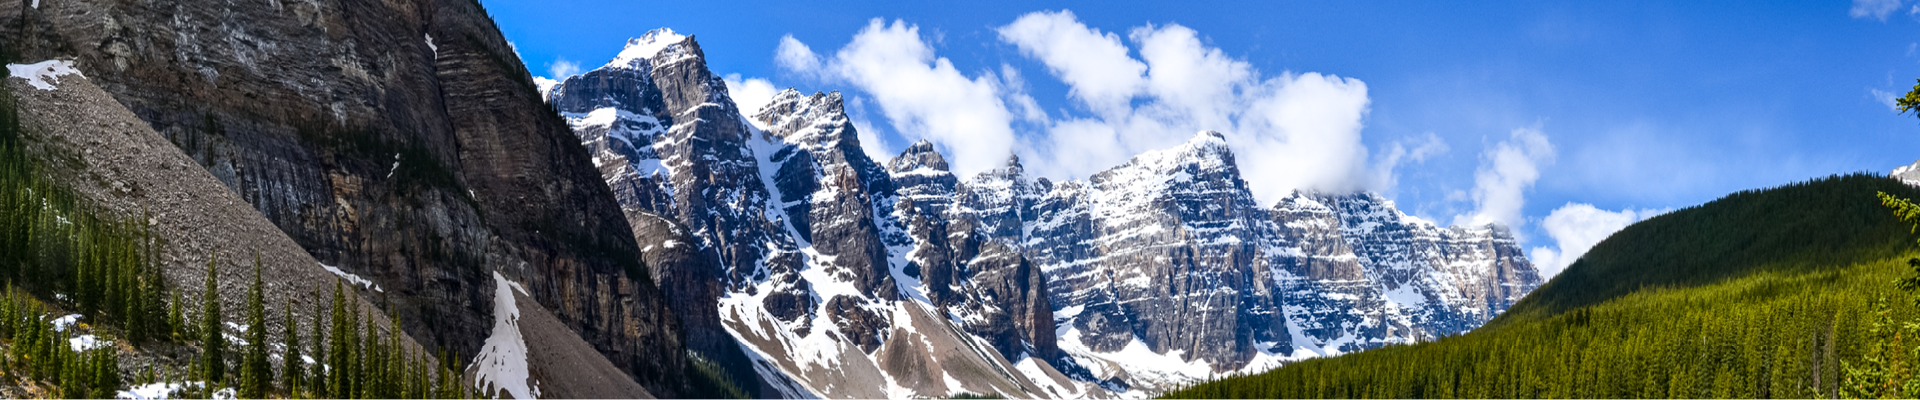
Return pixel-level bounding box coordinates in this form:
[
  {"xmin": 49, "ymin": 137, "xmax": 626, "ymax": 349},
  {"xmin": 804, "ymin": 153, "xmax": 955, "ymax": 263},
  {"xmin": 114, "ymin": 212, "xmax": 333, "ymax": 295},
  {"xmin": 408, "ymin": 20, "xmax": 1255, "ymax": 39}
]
[
  {"xmin": 8, "ymin": 60, "xmax": 85, "ymax": 91},
  {"xmin": 533, "ymin": 77, "xmax": 559, "ymax": 101},
  {"xmin": 30, "ymin": 0, "xmax": 37, "ymax": 9},
  {"xmin": 424, "ymin": 34, "xmax": 438, "ymax": 57},
  {"xmin": 318, "ymin": 262, "xmax": 383, "ymax": 292},
  {"xmin": 1383, "ymin": 284, "xmax": 1428, "ymax": 309},
  {"xmin": 51, "ymin": 314, "xmax": 81, "ymax": 331},
  {"xmin": 69, "ymin": 334, "xmax": 108, "ymax": 351},
  {"xmin": 607, "ymin": 28, "xmax": 687, "ymax": 68},
  {"xmin": 471, "ymin": 272, "xmax": 537, "ymax": 400},
  {"xmin": 118, "ymin": 382, "xmax": 233, "ymax": 400},
  {"xmin": 387, "ymin": 153, "xmax": 400, "ymax": 178},
  {"xmin": 118, "ymin": 383, "xmax": 182, "ymax": 399}
]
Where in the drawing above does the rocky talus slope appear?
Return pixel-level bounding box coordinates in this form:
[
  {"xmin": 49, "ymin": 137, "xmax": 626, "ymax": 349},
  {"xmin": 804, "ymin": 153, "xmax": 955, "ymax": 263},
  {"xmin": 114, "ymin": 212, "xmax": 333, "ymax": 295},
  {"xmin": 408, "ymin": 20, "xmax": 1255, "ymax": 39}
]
[
  {"xmin": 7, "ymin": 62, "xmax": 442, "ymax": 389},
  {"xmin": 2, "ymin": 0, "xmax": 684, "ymax": 396}
]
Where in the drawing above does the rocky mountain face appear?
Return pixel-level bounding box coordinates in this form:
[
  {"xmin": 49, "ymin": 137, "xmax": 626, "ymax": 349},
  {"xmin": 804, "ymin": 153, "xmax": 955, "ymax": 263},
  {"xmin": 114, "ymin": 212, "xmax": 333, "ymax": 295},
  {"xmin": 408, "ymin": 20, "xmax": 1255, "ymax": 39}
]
[
  {"xmin": 548, "ymin": 29, "xmax": 1545, "ymax": 398},
  {"xmin": 2, "ymin": 0, "xmax": 686, "ymax": 396}
]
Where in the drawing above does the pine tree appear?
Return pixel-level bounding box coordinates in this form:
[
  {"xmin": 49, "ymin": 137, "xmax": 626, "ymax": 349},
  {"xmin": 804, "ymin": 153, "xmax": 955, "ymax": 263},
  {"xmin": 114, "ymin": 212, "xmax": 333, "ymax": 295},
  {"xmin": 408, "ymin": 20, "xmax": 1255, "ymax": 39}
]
[
  {"xmin": 360, "ymin": 304, "xmax": 374, "ymax": 399},
  {"xmin": 200, "ymin": 253, "xmax": 225, "ymax": 385},
  {"xmin": 240, "ymin": 253, "xmax": 270, "ymax": 398},
  {"xmin": 329, "ymin": 279, "xmax": 350, "ymax": 399},
  {"xmin": 167, "ymin": 289, "xmax": 184, "ymax": 340},
  {"xmin": 309, "ymin": 300, "xmax": 328, "ymax": 397},
  {"xmin": 283, "ymin": 297, "xmax": 303, "ymax": 397}
]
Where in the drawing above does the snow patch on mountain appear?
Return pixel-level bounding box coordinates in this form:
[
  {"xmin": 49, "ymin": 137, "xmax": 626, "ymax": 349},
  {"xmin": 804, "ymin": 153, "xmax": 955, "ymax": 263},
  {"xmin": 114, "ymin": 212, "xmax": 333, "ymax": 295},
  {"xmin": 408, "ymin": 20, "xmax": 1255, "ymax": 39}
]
[
  {"xmin": 8, "ymin": 60, "xmax": 85, "ymax": 91},
  {"xmin": 609, "ymin": 28, "xmax": 688, "ymax": 69},
  {"xmin": 471, "ymin": 272, "xmax": 537, "ymax": 400},
  {"xmin": 318, "ymin": 263, "xmax": 382, "ymax": 292}
]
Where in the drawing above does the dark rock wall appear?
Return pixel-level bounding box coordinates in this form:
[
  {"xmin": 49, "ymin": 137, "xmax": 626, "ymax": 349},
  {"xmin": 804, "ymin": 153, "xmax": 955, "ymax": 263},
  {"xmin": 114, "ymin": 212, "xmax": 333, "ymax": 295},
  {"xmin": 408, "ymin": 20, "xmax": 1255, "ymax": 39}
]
[{"xmin": 2, "ymin": 0, "xmax": 686, "ymax": 394}]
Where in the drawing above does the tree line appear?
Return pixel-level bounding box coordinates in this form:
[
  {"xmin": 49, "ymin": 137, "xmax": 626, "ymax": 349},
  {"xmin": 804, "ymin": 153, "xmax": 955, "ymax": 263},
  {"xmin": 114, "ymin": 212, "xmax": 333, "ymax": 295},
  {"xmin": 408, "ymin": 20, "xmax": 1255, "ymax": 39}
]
[{"xmin": 0, "ymin": 58, "xmax": 469, "ymax": 398}]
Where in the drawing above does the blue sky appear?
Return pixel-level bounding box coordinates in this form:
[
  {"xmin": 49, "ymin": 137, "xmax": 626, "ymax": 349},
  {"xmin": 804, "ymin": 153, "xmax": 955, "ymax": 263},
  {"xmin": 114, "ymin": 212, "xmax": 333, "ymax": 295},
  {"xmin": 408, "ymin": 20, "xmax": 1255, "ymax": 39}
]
[{"xmin": 488, "ymin": 0, "xmax": 1920, "ymax": 275}]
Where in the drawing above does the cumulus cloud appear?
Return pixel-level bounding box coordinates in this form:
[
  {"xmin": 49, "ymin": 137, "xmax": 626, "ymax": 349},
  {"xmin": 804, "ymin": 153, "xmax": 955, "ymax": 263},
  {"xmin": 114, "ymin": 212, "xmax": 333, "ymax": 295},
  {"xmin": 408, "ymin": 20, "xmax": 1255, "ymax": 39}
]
[
  {"xmin": 1873, "ymin": 88, "xmax": 1903, "ymax": 112},
  {"xmin": 775, "ymin": 35, "xmax": 823, "ymax": 76},
  {"xmin": 997, "ymin": 10, "xmax": 1146, "ymax": 118},
  {"xmin": 773, "ymin": 20, "xmax": 1021, "ymax": 176},
  {"xmin": 1371, "ymin": 132, "xmax": 1449, "ymax": 190},
  {"xmin": 845, "ymin": 95, "xmax": 897, "ymax": 163},
  {"xmin": 776, "ymin": 10, "xmax": 1410, "ymax": 203},
  {"xmin": 1528, "ymin": 203, "xmax": 1669, "ymax": 276},
  {"xmin": 1852, "ymin": 0, "xmax": 1903, "ymax": 20},
  {"xmin": 1455, "ymin": 127, "xmax": 1554, "ymax": 230},
  {"xmin": 723, "ymin": 73, "xmax": 780, "ymax": 116},
  {"xmin": 547, "ymin": 57, "xmax": 580, "ymax": 79},
  {"xmin": 997, "ymin": 10, "xmax": 1377, "ymax": 204}
]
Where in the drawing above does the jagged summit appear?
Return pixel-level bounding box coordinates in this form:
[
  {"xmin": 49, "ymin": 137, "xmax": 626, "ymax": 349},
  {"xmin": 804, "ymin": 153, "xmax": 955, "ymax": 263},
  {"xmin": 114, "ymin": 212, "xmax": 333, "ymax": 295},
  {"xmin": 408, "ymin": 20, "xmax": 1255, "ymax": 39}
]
[
  {"xmin": 544, "ymin": 35, "xmax": 1542, "ymax": 398},
  {"xmin": 889, "ymin": 139, "xmax": 952, "ymax": 173},
  {"xmin": 608, "ymin": 27, "xmax": 691, "ymax": 68},
  {"xmin": 752, "ymin": 89, "xmax": 850, "ymax": 141}
]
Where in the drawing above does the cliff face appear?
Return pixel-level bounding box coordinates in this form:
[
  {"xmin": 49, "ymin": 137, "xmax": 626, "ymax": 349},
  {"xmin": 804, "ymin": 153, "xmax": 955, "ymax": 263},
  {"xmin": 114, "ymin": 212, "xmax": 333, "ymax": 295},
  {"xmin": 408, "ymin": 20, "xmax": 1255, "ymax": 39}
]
[
  {"xmin": 545, "ymin": 27, "xmax": 1544, "ymax": 396},
  {"xmin": 2, "ymin": 0, "xmax": 684, "ymax": 395}
]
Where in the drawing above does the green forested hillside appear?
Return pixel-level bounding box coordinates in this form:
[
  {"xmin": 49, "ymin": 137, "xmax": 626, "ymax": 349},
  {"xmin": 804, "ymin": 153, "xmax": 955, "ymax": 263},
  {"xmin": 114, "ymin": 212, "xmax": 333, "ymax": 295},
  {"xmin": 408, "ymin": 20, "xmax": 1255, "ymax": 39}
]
[
  {"xmin": 1164, "ymin": 174, "xmax": 1920, "ymax": 399},
  {"xmin": 1497, "ymin": 173, "xmax": 1920, "ymax": 325}
]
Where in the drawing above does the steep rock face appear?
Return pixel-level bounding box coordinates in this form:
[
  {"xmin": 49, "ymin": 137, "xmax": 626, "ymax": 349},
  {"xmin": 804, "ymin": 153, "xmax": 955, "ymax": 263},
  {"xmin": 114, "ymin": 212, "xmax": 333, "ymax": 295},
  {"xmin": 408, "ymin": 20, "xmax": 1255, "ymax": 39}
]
[
  {"xmin": 2, "ymin": 0, "xmax": 686, "ymax": 395},
  {"xmin": 960, "ymin": 132, "xmax": 1544, "ymax": 394},
  {"xmin": 549, "ymin": 36, "xmax": 1103, "ymax": 395},
  {"xmin": 548, "ymin": 30, "xmax": 1542, "ymax": 398},
  {"xmin": 752, "ymin": 89, "xmax": 902, "ymax": 308},
  {"xmin": 1002, "ymin": 132, "xmax": 1286, "ymax": 373},
  {"xmin": 888, "ymin": 142, "xmax": 1061, "ymax": 365},
  {"xmin": 1271, "ymin": 191, "xmax": 1542, "ymax": 348}
]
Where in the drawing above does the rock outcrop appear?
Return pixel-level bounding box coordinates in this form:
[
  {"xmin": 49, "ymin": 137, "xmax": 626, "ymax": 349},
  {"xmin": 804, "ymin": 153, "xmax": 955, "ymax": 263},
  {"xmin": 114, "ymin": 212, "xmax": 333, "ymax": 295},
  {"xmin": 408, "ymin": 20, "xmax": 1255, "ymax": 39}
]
[{"xmin": 2, "ymin": 0, "xmax": 685, "ymax": 395}]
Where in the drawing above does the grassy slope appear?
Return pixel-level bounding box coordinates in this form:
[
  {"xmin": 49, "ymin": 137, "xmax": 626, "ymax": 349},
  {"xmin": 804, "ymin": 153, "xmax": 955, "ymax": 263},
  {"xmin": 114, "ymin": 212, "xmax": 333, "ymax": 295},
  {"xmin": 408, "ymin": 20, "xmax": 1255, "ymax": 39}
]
[{"xmin": 1165, "ymin": 173, "xmax": 1920, "ymax": 399}]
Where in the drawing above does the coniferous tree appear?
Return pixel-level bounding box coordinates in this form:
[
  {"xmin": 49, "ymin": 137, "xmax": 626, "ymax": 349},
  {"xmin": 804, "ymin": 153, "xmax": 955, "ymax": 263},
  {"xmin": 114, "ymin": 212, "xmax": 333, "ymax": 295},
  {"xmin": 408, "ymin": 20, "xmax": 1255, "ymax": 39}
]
[
  {"xmin": 200, "ymin": 253, "xmax": 225, "ymax": 385},
  {"xmin": 388, "ymin": 306, "xmax": 404, "ymax": 398},
  {"xmin": 240, "ymin": 254, "xmax": 271, "ymax": 398},
  {"xmin": 1899, "ymin": 79, "xmax": 1920, "ymax": 119},
  {"xmin": 329, "ymin": 280, "xmax": 350, "ymax": 399},
  {"xmin": 360, "ymin": 304, "xmax": 374, "ymax": 399},
  {"xmin": 168, "ymin": 289, "xmax": 184, "ymax": 340},
  {"xmin": 283, "ymin": 297, "xmax": 303, "ymax": 397},
  {"xmin": 309, "ymin": 300, "xmax": 328, "ymax": 397}
]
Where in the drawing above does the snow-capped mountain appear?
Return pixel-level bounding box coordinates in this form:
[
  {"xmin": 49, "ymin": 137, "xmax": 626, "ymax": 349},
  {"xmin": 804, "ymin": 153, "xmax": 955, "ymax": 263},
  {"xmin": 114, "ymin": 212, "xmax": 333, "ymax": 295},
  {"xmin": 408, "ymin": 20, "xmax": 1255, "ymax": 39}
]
[{"xmin": 545, "ymin": 28, "xmax": 1543, "ymax": 398}]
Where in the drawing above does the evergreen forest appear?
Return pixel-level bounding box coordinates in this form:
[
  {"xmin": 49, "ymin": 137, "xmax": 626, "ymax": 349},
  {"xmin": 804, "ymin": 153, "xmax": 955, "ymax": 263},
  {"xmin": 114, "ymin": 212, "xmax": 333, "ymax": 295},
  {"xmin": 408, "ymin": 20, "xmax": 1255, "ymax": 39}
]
[{"xmin": 1165, "ymin": 174, "xmax": 1920, "ymax": 399}]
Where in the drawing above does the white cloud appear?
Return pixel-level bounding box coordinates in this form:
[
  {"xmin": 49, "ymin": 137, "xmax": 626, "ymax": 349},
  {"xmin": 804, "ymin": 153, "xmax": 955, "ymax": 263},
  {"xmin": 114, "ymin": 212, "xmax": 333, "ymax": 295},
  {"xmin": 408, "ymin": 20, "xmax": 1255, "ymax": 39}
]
[
  {"xmin": 723, "ymin": 73, "xmax": 780, "ymax": 116},
  {"xmin": 1229, "ymin": 71, "xmax": 1372, "ymax": 202},
  {"xmin": 1528, "ymin": 203, "xmax": 1668, "ymax": 276},
  {"xmin": 547, "ymin": 57, "xmax": 580, "ymax": 79},
  {"xmin": 775, "ymin": 35, "xmax": 823, "ymax": 76},
  {"xmin": 1370, "ymin": 132, "xmax": 1449, "ymax": 190},
  {"xmin": 996, "ymin": 11, "xmax": 1377, "ymax": 204},
  {"xmin": 775, "ymin": 19, "xmax": 1020, "ymax": 177},
  {"xmin": 1456, "ymin": 127, "xmax": 1554, "ymax": 230},
  {"xmin": 1852, "ymin": 0, "xmax": 1903, "ymax": 20},
  {"xmin": 1873, "ymin": 88, "xmax": 1903, "ymax": 112},
  {"xmin": 997, "ymin": 10, "xmax": 1146, "ymax": 118},
  {"xmin": 777, "ymin": 10, "xmax": 1397, "ymax": 203},
  {"xmin": 845, "ymin": 95, "xmax": 897, "ymax": 163}
]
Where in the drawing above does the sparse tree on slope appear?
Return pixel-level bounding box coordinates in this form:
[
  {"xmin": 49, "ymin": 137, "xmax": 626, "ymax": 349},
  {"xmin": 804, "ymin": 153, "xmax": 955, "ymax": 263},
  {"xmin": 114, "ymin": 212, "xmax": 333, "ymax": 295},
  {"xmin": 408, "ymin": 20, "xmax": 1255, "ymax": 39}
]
[
  {"xmin": 283, "ymin": 297, "xmax": 304, "ymax": 396},
  {"xmin": 240, "ymin": 253, "xmax": 271, "ymax": 398},
  {"xmin": 200, "ymin": 253, "xmax": 225, "ymax": 385}
]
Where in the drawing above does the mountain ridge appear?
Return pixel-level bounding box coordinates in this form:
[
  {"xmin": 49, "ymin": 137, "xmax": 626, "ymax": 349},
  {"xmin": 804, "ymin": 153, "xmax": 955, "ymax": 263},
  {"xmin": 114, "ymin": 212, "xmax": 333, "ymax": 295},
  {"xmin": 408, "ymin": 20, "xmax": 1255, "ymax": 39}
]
[{"xmin": 545, "ymin": 28, "xmax": 1544, "ymax": 398}]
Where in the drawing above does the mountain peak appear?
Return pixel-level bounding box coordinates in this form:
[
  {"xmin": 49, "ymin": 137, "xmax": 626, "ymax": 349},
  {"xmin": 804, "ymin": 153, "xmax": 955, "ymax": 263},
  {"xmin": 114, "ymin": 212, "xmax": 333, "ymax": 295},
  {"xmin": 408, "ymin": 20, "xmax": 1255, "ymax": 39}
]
[
  {"xmin": 889, "ymin": 139, "xmax": 952, "ymax": 174},
  {"xmin": 608, "ymin": 28, "xmax": 693, "ymax": 68}
]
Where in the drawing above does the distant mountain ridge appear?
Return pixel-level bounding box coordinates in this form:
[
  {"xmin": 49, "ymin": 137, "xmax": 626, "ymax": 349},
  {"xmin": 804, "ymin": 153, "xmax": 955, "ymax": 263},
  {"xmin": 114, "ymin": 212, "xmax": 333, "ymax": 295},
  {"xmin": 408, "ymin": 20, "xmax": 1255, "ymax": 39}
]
[
  {"xmin": 1166, "ymin": 173, "xmax": 1920, "ymax": 399},
  {"xmin": 545, "ymin": 28, "xmax": 1545, "ymax": 398}
]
